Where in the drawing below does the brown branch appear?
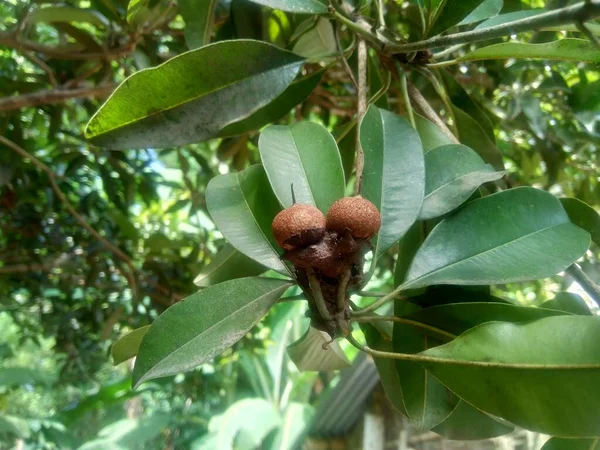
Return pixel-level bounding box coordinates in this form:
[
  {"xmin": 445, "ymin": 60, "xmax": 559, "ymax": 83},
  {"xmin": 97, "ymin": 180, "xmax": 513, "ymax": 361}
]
[
  {"xmin": 354, "ymin": 39, "xmax": 368, "ymax": 195},
  {"xmin": 0, "ymin": 136, "xmax": 138, "ymax": 299},
  {"xmin": 0, "ymin": 83, "xmax": 117, "ymax": 112},
  {"xmin": 23, "ymin": 52, "xmax": 57, "ymax": 87}
]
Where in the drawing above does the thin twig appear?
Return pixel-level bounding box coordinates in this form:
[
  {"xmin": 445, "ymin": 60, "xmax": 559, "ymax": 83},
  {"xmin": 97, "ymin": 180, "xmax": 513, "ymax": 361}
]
[
  {"xmin": 567, "ymin": 264, "xmax": 600, "ymax": 307},
  {"xmin": 335, "ymin": 23, "xmax": 358, "ymax": 90},
  {"xmin": 23, "ymin": 52, "xmax": 57, "ymax": 87},
  {"xmin": 0, "ymin": 136, "xmax": 138, "ymax": 299},
  {"xmin": 0, "ymin": 84, "xmax": 117, "ymax": 112},
  {"xmin": 354, "ymin": 39, "xmax": 368, "ymax": 195},
  {"xmin": 399, "ymin": 68, "xmax": 416, "ymax": 128},
  {"xmin": 351, "ymin": 315, "xmax": 457, "ymax": 340}
]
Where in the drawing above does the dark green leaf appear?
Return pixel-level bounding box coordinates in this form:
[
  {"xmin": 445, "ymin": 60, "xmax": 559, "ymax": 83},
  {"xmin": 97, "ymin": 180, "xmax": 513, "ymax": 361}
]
[
  {"xmin": 219, "ymin": 70, "xmax": 323, "ymax": 138},
  {"xmin": 429, "ymin": 0, "xmax": 486, "ymax": 36},
  {"xmin": 206, "ymin": 165, "xmax": 288, "ymax": 273},
  {"xmin": 111, "ymin": 326, "xmax": 150, "ymax": 365},
  {"xmin": 457, "ymin": 0, "xmax": 503, "ymax": 25},
  {"xmin": 259, "ymin": 121, "xmax": 345, "ymax": 213},
  {"xmin": 458, "ymin": 39, "xmax": 600, "ymax": 64},
  {"xmin": 414, "ymin": 113, "xmax": 454, "ymax": 152},
  {"xmin": 394, "ymin": 223, "xmax": 424, "ymax": 288},
  {"xmin": 541, "ymin": 292, "xmax": 592, "ymax": 316},
  {"xmin": 421, "ymin": 316, "xmax": 600, "ymax": 436},
  {"xmin": 133, "ymin": 277, "xmax": 291, "ymax": 386},
  {"xmin": 432, "ymin": 401, "xmax": 513, "ymax": 440},
  {"xmin": 193, "ymin": 244, "xmax": 266, "ymax": 287},
  {"xmin": 180, "ymin": 0, "xmax": 218, "ymax": 49},
  {"xmin": 403, "ymin": 188, "xmax": 591, "ymax": 289},
  {"xmin": 453, "ymin": 106, "xmax": 504, "ymax": 170},
  {"xmin": 244, "ymin": 0, "xmax": 327, "ymax": 14},
  {"xmin": 86, "ymin": 41, "xmax": 304, "ymax": 149},
  {"xmin": 420, "ymin": 144, "xmax": 504, "ymax": 220},
  {"xmin": 561, "ymin": 197, "xmax": 600, "ymax": 247},
  {"xmin": 360, "ymin": 106, "xmax": 425, "ymax": 259},
  {"xmin": 410, "ymin": 285, "xmax": 509, "ymax": 308},
  {"xmin": 541, "ymin": 437, "xmax": 599, "ymax": 450}
]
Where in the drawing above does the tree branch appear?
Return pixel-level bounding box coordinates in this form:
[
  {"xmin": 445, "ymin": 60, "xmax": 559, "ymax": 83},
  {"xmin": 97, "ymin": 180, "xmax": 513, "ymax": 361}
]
[
  {"xmin": 567, "ymin": 264, "xmax": 600, "ymax": 307},
  {"xmin": 0, "ymin": 136, "xmax": 138, "ymax": 299},
  {"xmin": 354, "ymin": 39, "xmax": 368, "ymax": 195},
  {"xmin": 0, "ymin": 84, "xmax": 117, "ymax": 112}
]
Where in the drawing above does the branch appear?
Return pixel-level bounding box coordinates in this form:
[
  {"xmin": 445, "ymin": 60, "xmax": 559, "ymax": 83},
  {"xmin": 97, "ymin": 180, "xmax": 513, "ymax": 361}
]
[
  {"xmin": 0, "ymin": 84, "xmax": 117, "ymax": 112},
  {"xmin": 354, "ymin": 39, "xmax": 368, "ymax": 195},
  {"xmin": 0, "ymin": 136, "xmax": 138, "ymax": 299},
  {"xmin": 567, "ymin": 264, "xmax": 600, "ymax": 307}
]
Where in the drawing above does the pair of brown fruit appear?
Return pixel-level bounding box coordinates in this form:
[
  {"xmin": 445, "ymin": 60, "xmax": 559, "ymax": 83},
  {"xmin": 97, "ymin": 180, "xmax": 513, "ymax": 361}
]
[{"xmin": 272, "ymin": 196, "xmax": 381, "ymax": 252}]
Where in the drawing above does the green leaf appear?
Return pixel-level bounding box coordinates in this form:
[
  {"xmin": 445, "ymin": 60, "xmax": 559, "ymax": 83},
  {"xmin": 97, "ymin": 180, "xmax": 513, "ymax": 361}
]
[
  {"xmin": 0, "ymin": 368, "xmax": 49, "ymax": 389},
  {"xmin": 414, "ymin": 113, "xmax": 454, "ymax": 152},
  {"xmin": 419, "ymin": 144, "xmax": 504, "ymax": 220},
  {"xmin": 410, "ymin": 285, "xmax": 510, "ymax": 308},
  {"xmin": 111, "ymin": 326, "xmax": 151, "ymax": 365},
  {"xmin": 127, "ymin": 0, "xmax": 168, "ymax": 29},
  {"xmin": 403, "ymin": 187, "xmax": 591, "ymax": 290},
  {"xmin": 194, "ymin": 244, "xmax": 266, "ymax": 287},
  {"xmin": 402, "ymin": 302, "xmax": 568, "ymax": 337},
  {"xmin": 259, "ymin": 122, "xmax": 345, "ymax": 213},
  {"xmin": 420, "ymin": 316, "xmax": 600, "ymax": 436},
  {"xmin": 360, "ymin": 323, "xmax": 407, "ymax": 415},
  {"xmin": 287, "ymin": 326, "xmax": 351, "ymax": 371},
  {"xmin": 30, "ymin": 6, "xmax": 109, "ymax": 27},
  {"xmin": 541, "ymin": 292, "xmax": 592, "ymax": 316},
  {"xmin": 458, "ymin": 39, "xmax": 600, "ymax": 64},
  {"xmin": 457, "ymin": 0, "xmax": 502, "ymax": 25},
  {"xmin": 360, "ymin": 106, "xmax": 425, "ymax": 259},
  {"xmin": 452, "ymin": 106, "xmax": 504, "ymax": 170},
  {"xmin": 541, "ymin": 437, "xmax": 599, "ymax": 450},
  {"xmin": 432, "ymin": 401, "xmax": 513, "ymax": 440},
  {"xmin": 269, "ymin": 403, "xmax": 315, "ymax": 450},
  {"xmin": 475, "ymin": 9, "xmax": 542, "ymax": 29},
  {"xmin": 133, "ymin": 277, "xmax": 291, "ymax": 387},
  {"xmin": 86, "ymin": 40, "xmax": 304, "ymax": 149},
  {"xmin": 206, "ymin": 165, "xmax": 288, "ymax": 273},
  {"xmin": 219, "ymin": 70, "xmax": 323, "ymax": 138},
  {"xmin": 180, "ymin": 0, "xmax": 218, "ymax": 49},
  {"xmin": 429, "ymin": 0, "xmax": 486, "ymax": 36},
  {"xmin": 292, "ymin": 18, "xmax": 336, "ymax": 59},
  {"xmin": 218, "ymin": 399, "xmax": 281, "ymax": 449},
  {"xmin": 244, "ymin": 0, "xmax": 328, "ymax": 14},
  {"xmin": 561, "ymin": 197, "xmax": 600, "ymax": 247},
  {"xmin": 394, "ymin": 223, "xmax": 424, "ymax": 288}
]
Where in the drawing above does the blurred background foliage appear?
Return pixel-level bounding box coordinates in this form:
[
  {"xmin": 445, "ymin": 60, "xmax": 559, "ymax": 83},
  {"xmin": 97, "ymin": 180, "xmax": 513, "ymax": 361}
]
[{"xmin": 0, "ymin": 0, "xmax": 599, "ymax": 447}]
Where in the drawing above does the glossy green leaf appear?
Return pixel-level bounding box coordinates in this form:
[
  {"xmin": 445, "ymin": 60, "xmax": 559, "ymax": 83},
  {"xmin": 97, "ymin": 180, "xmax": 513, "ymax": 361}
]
[
  {"xmin": 453, "ymin": 106, "xmax": 504, "ymax": 170},
  {"xmin": 194, "ymin": 244, "xmax": 266, "ymax": 287},
  {"xmin": 432, "ymin": 401, "xmax": 513, "ymax": 440},
  {"xmin": 561, "ymin": 197, "xmax": 600, "ymax": 247},
  {"xmin": 403, "ymin": 188, "xmax": 591, "ymax": 289},
  {"xmin": 269, "ymin": 403, "xmax": 315, "ymax": 450},
  {"xmin": 429, "ymin": 0, "xmax": 486, "ymax": 36},
  {"xmin": 541, "ymin": 437, "xmax": 599, "ymax": 450},
  {"xmin": 287, "ymin": 326, "xmax": 351, "ymax": 371},
  {"xmin": 219, "ymin": 70, "xmax": 323, "ymax": 138},
  {"xmin": 420, "ymin": 316, "xmax": 600, "ymax": 436},
  {"xmin": 180, "ymin": 0, "xmax": 218, "ymax": 49},
  {"xmin": 402, "ymin": 302, "xmax": 568, "ymax": 337},
  {"xmin": 360, "ymin": 106, "xmax": 425, "ymax": 259},
  {"xmin": 259, "ymin": 122, "xmax": 344, "ymax": 213},
  {"xmin": 133, "ymin": 277, "xmax": 291, "ymax": 387},
  {"xmin": 360, "ymin": 323, "xmax": 407, "ymax": 415},
  {"xmin": 86, "ymin": 40, "xmax": 304, "ymax": 149},
  {"xmin": 414, "ymin": 113, "xmax": 453, "ymax": 152},
  {"xmin": 419, "ymin": 144, "xmax": 504, "ymax": 220},
  {"xmin": 458, "ymin": 39, "xmax": 600, "ymax": 64},
  {"xmin": 218, "ymin": 399, "xmax": 281, "ymax": 449},
  {"xmin": 206, "ymin": 165, "xmax": 288, "ymax": 273},
  {"xmin": 111, "ymin": 326, "xmax": 150, "ymax": 365},
  {"xmin": 457, "ymin": 0, "xmax": 502, "ymax": 25},
  {"xmin": 394, "ymin": 223, "xmax": 424, "ymax": 288},
  {"xmin": 292, "ymin": 18, "xmax": 336, "ymax": 59},
  {"xmin": 30, "ymin": 6, "xmax": 108, "ymax": 27},
  {"xmin": 541, "ymin": 292, "xmax": 592, "ymax": 316},
  {"xmin": 245, "ymin": 0, "xmax": 327, "ymax": 13}
]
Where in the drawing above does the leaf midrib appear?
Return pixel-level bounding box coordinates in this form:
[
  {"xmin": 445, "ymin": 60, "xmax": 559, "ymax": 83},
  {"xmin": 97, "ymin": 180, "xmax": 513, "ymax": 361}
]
[{"xmin": 424, "ymin": 169, "xmax": 501, "ymax": 200}]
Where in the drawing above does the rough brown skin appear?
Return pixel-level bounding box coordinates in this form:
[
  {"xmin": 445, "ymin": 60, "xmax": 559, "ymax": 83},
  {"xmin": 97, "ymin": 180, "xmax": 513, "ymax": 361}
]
[
  {"xmin": 326, "ymin": 196, "xmax": 381, "ymax": 240},
  {"xmin": 272, "ymin": 204, "xmax": 326, "ymax": 251}
]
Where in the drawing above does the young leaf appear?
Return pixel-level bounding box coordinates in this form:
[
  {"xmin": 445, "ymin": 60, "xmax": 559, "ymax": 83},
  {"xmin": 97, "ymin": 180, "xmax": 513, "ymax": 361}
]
[
  {"xmin": 403, "ymin": 187, "xmax": 591, "ymax": 289},
  {"xmin": 458, "ymin": 39, "xmax": 600, "ymax": 64},
  {"xmin": 180, "ymin": 0, "xmax": 218, "ymax": 49},
  {"xmin": 360, "ymin": 105, "xmax": 425, "ymax": 259},
  {"xmin": 259, "ymin": 122, "xmax": 345, "ymax": 213},
  {"xmin": 111, "ymin": 326, "xmax": 150, "ymax": 365},
  {"xmin": 429, "ymin": 0, "xmax": 486, "ymax": 36},
  {"xmin": 414, "ymin": 113, "xmax": 454, "ymax": 152},
  {"xmin": 193, "ymin": 244, "xmax": 266, "ymax": 287},
  {"xmin": 420, "ymin": 316, "xmax": 600, "ymax": 436},
  {"xmin": 541, "ymin": 292, "xmax": 592, "ymax": 316},
  {"xmin": 86, "ymin": 40, "xmax": 304, "ymax": 149},
  {"xmin": 133, "ymin": 277, "xmax": 291, "ymax": 387},
  {"xmin": 419, "ymin": 144, "xmax": 504, "ymax": 220},
  {"xmin": 244, "ymin": 0, "xmax": 328, "ymax": 14},
  {"xmin": 206, "ymin": 165, "xmax": 288, "ymax": 273},
  {"xmin": 218, "ymin": 70, "xmax": 323, "ymax": 138},
  {"xmin": 432, "ymin": 401, "xmax": 513, "ymax": 440},
  {"xmin": 541, "ymin": 437, "xmax": 599, "ymax": 450},
  {"xmin": 560, "ymin": 197, "xmax": 600, "ymax": 247},
  {"xmin": 287, "ymin": 326, "xmax": 351, "ymax": 371}
]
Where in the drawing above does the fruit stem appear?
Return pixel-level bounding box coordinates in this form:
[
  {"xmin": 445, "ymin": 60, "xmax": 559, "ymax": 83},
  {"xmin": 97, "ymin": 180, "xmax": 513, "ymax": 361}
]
[{"xmin": 307, "ymin": 269, "xmax": 333, "ymax": 321}]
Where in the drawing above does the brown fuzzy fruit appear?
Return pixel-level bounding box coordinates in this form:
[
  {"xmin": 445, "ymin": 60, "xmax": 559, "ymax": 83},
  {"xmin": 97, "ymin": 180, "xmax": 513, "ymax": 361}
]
[
  {"xmin": 326, "ymin": 196, "xmax": 381, "ymax": 239},
  {"xmin": 272, "ymin": 204, "xmax": 326, "ymax": 250}
]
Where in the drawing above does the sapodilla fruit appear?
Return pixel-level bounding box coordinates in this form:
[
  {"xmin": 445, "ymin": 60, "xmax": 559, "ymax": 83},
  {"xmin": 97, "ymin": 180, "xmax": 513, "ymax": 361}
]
[
  {"xmin": 326, "ymin": 196, "xmax": 381, "ymax": 239},
  {"xmin": 272, "ymin": 204, "xmax": 326, "ymax": 250}
]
